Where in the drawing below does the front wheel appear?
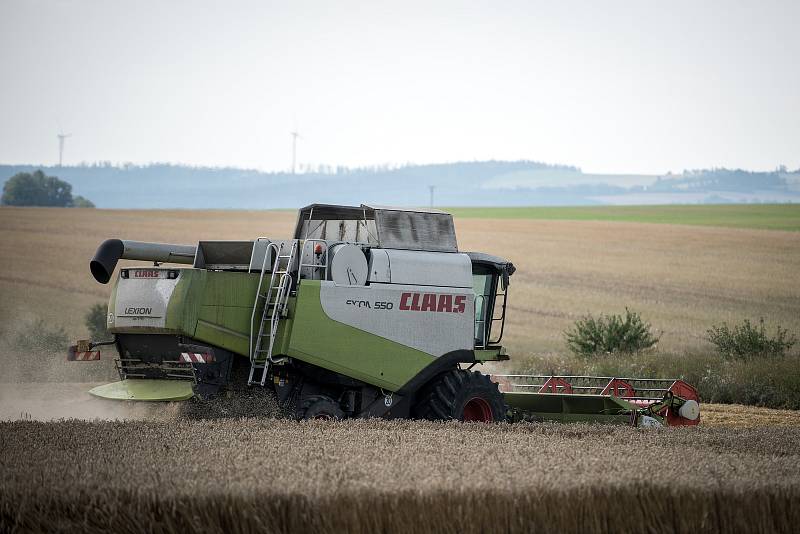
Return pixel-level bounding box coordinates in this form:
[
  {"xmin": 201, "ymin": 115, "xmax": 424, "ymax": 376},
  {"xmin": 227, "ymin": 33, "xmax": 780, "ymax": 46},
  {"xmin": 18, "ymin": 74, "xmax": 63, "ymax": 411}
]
[
  {"xmin": 413, "ymin": 369, "xmax": 507, "ymax": 422},
  {"xmin": 301, "ymin": 395, "xmax": 344, "ymax": 420}
]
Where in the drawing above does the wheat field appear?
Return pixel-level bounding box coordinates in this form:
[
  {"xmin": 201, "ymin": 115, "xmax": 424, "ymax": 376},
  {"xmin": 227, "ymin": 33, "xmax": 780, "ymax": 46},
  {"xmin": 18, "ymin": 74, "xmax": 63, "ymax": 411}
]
[{"xmin": 2, "ymin": 419, "xmax": 799, "ymax": 533}]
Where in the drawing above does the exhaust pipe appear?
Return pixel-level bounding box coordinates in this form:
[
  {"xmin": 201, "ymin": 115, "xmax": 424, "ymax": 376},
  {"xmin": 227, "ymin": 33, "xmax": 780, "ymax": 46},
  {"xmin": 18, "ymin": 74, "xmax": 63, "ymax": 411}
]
[{"xmin": 90, "ymin": 239, "xmax": 197, "ymax": 284}]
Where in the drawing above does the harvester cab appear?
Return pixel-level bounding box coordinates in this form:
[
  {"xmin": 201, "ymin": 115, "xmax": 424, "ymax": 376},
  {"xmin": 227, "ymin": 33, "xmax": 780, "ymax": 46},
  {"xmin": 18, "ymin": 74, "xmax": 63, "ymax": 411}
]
[{"xmin": 72, "ymin": 203, "xmax": 700, "ymax": 426}]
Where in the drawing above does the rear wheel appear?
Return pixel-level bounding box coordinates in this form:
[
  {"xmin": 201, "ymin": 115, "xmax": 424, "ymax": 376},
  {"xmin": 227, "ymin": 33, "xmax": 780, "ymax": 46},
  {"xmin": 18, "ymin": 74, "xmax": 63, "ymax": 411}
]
[
  {"xmin": 302, "ymin": 395, "xmax": 344, "ymax": 420},
  {"xmin": 413, "ymin": 369, "xmax": 507, "ymax": 422}
]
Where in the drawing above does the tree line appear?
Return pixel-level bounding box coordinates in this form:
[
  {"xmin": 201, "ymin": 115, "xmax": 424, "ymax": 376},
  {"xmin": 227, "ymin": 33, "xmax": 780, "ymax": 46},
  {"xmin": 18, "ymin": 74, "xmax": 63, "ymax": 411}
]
[{"xmin": 1, "ymin": 170, "xmax": 95, "ymax": 207}]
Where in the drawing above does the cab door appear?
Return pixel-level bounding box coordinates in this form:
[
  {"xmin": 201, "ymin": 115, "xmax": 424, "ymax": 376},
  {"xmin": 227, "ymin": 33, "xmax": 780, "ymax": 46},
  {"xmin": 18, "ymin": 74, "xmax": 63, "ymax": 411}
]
[{"xmin": 472, "ymin": 265, "xmax": 508, "ymax": 347}]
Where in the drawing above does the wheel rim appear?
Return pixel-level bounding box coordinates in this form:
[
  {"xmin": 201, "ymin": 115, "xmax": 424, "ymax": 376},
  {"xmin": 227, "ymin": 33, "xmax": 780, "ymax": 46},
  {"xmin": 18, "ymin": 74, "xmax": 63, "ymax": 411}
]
[{"xmin": 462, "ymin": 397, "xmax": 493, "ymax": 422}]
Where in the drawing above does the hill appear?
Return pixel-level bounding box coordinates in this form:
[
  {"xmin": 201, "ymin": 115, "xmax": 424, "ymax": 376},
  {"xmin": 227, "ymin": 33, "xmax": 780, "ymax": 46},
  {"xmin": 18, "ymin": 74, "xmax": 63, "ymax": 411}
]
[{"xmin": 2, "ymin": 162, "xmax": 798, "ymax": 208}]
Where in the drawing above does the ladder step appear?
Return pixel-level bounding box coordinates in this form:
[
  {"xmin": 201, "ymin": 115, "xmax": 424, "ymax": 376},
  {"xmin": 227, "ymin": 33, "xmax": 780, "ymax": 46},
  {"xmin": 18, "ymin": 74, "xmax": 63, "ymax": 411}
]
[{"xmin": 250, "ymin": 241, "xmax": 296, "ymax": 365}]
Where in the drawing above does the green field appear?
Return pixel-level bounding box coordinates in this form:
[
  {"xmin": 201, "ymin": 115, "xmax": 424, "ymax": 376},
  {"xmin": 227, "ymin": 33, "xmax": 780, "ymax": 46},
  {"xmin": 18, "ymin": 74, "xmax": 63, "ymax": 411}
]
[{"xmin": 447, "ymin": 204, "xmax": 800, "ymax": 231}]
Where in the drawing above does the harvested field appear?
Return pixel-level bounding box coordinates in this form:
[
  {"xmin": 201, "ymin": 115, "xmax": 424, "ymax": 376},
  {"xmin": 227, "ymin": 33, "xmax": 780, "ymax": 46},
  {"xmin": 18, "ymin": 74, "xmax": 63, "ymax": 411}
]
[
  {"xmin": 701, "ymin": 403, "xmax": 800, "ymax": 428},
  {"xmin": 2, "ymin": 419, "xmax": 799, "ymax": 533}
]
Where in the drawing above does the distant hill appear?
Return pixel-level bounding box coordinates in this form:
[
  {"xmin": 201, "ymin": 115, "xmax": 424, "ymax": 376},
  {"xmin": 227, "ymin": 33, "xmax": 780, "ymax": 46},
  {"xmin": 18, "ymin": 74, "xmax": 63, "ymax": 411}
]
[{"xmin": 1, "ymin": 162, "xmax": 797, "ymax": 208}]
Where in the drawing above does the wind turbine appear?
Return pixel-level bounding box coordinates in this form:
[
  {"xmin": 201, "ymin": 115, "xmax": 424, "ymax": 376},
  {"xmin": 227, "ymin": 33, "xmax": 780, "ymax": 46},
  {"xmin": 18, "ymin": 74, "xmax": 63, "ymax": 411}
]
[
  {"xmin": 291, "ymin": 128, "xmax": 302, "ymax": 174},
  {"xmin": 57, "ymin": 132, "xmax": 72, "ymax": 167}
]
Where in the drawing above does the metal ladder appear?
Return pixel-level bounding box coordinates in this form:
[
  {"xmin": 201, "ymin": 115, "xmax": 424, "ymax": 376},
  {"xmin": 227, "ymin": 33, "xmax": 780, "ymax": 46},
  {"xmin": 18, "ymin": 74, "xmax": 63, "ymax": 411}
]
[{"xmin": 248, "ymin": 240, "xmax": 298, "ymax": 386}]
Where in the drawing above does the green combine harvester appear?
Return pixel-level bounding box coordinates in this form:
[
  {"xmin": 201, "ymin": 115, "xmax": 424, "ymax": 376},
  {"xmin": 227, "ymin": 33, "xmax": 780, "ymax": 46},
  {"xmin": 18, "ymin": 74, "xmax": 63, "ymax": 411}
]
[{"xmin": 70, "ymin": 204, "xmax": 700, "ymax": 426}]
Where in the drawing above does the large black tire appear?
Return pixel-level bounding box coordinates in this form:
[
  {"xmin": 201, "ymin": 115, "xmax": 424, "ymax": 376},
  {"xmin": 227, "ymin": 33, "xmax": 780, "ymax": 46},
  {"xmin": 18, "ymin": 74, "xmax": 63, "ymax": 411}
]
[
  {"xmin": 302, "ymin": 395, "xmax": 345, "ymax": 420},
  {"xmin": 413, "ymin": 369, "xmax": 507, "ymax": 422}
]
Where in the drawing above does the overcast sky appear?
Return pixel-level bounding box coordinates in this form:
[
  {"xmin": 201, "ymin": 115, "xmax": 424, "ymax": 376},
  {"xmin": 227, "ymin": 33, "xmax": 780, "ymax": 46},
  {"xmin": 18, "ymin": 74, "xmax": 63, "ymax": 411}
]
[{"xmin": 1, "ymin": 0, "xmax": 798, "ymax": 174}]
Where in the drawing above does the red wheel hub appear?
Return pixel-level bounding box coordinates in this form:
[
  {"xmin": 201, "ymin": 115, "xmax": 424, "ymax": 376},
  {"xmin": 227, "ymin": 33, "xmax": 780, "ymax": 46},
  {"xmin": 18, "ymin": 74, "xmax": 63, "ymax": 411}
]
[{"xmin": 462, "ymin": 397, "xmax": 493, "ymax": 422}]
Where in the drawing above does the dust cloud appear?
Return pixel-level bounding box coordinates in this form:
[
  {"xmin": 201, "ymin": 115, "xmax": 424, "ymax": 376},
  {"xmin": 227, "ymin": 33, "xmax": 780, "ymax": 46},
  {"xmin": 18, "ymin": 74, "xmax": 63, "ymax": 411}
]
[{"xmin": 0, "ymin": 381, "xmax": 179, "ymax": 421}]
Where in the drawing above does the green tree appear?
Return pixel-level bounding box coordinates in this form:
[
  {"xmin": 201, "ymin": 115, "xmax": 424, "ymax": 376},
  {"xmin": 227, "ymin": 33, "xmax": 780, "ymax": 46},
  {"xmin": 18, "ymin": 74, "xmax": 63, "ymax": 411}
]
[{"xmin": 1, "ymin": 170, "xmax": 74, "ymax": 206}]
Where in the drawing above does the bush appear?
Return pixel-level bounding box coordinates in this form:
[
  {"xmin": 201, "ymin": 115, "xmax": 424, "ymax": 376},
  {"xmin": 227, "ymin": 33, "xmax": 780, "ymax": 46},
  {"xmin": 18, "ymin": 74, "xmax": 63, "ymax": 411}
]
[
  {"xmin": 564, "ymin": 308, "xmax": 660, "ymax": 357},
  {"xmin": 706, "ymin": 318, "xmax": 796, "ymax": 361},
  {"xmin": 72, "ymin": 195, "xmax": 95, "ymax": 208},
  {"xmin": 85, "ymin": 303, "xmax": 110, "ymax": 340}
]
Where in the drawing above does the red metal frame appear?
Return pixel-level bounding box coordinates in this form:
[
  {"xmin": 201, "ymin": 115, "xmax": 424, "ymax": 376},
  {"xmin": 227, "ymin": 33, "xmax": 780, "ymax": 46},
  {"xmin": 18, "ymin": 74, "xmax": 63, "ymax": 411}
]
[
  {"xmin": 600, "ymin": 378, "xmax": 635, "ymax": 398},
  {"xmin": 664, "ymin": 380, "xmax": 700, "ymax": 426},
  {"xmin": 538, "ymin": 376, "xmax": 573, "ymax": 394}
]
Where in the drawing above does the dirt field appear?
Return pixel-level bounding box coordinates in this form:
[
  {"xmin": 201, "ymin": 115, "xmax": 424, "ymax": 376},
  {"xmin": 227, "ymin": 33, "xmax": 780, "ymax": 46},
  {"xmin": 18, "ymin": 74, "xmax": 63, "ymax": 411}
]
[
  {"xmin": 2, "ymin": 418, "xmax": 799, "ymax": 533},
  {"xmin": 1, "ymin": 207, "xmax": 799, "ymax": 359}
]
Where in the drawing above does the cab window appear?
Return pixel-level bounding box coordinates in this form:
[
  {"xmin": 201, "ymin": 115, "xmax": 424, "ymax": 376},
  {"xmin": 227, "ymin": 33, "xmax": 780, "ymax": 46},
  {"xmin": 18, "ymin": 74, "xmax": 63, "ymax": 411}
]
[{"xmin": 472, "ymin": 266, "xmax": 495, "ymax": 347}]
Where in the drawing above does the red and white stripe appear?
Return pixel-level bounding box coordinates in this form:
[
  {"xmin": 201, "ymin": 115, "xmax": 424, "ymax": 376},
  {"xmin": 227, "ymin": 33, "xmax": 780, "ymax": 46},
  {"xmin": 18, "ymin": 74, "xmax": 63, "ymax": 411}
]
[
  {"xmin": 69, "ymin": 350, "xmax": 100, "ymax": 361},
  {"xmin": 179, "ymin": 352, "xmax": 214, "ymax": 363}
]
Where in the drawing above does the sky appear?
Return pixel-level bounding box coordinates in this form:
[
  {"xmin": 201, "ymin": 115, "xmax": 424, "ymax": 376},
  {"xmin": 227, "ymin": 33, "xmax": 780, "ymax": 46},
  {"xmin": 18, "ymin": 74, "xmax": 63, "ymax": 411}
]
[{"xmin": 1, "ymin": 0, "xmax": 798, "ymax": 174}]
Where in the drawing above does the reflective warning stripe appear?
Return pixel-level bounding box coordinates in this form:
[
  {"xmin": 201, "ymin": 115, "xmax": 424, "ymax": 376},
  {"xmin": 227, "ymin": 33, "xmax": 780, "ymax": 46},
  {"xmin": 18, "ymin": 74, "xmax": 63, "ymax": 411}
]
[
  {"xmin": 70, "ymin": 351, "xmax": 100, "ymax": 361},
  {"xmin": 179, "ymin": 352, "xmax": 214, "ymax": 363}
]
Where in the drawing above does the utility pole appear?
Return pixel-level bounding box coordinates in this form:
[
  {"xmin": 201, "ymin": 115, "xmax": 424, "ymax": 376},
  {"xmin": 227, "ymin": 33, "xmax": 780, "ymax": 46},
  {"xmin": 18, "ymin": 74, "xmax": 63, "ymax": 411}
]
[
  {"xmin": 291, "ymin": 130, "xmax": 301, "ymax": 174},
  {"xmin": 57, "ymin": 132, "xmax": 71, "ymax": 166},
  {"xmin": 428, "ymin": 185, "xmax": 435, "ymax": 208}
]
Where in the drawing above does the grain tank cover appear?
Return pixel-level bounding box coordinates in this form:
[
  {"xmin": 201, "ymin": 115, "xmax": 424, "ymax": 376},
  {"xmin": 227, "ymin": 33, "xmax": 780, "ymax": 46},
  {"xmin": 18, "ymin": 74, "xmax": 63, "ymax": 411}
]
[
  {"xmin": 368, "ymin": 205, "xmax": 458, "ymax": 253},
  {"xmin": 294, "ymin": 204, "xmax": 458, "ymax": 252}
]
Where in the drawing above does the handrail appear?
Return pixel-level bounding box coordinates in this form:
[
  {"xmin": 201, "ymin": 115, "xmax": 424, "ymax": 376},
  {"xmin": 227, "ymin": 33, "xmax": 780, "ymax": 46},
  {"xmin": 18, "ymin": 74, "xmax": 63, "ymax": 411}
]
[
  {"xmin": 488, "ymin": 284, "xmax": 508, "ymax": 345},
  {"xmin": 298, "ymin": 238, "xmax": 332, "ymax": 281},
  {"xmin": 248, "ymin": 236, "xmax": 271, "ymax": 272},
  {"xmin": 266, "ymin": 272, "xmax": 292, "ymax": 364},
  {"xmin": 249, "ymin": 241, "xmax": 280, "ymax": 361},
  {"xmin": 473, "ymin": 294, "xmax": 488, "ymax": 348}
]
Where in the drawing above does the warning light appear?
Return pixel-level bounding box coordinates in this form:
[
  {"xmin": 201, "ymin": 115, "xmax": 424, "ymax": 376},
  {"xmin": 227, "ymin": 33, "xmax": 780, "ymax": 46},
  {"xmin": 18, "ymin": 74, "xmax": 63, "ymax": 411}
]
[{"xmin": 314, "ymin": 244, "xmax": 324, "ymax": 255}]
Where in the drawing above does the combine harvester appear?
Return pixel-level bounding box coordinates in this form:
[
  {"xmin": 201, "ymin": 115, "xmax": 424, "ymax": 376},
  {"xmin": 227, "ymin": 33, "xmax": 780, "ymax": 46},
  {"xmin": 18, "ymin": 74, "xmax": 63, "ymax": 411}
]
[{"xmin": 71, "ymin": 204, "xmax": 699, "ymax": 426}]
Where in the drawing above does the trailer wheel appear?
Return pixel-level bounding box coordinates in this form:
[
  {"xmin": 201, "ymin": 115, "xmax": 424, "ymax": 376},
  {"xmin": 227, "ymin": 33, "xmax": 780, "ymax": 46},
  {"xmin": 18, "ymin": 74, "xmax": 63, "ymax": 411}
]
[
  {"xmin": 413, "ymin": 370, "xmax": 507, "ymax": 423},
  {"xmin": 302, "ymin": 395, "xmax": 345, "ymax": 420}
]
